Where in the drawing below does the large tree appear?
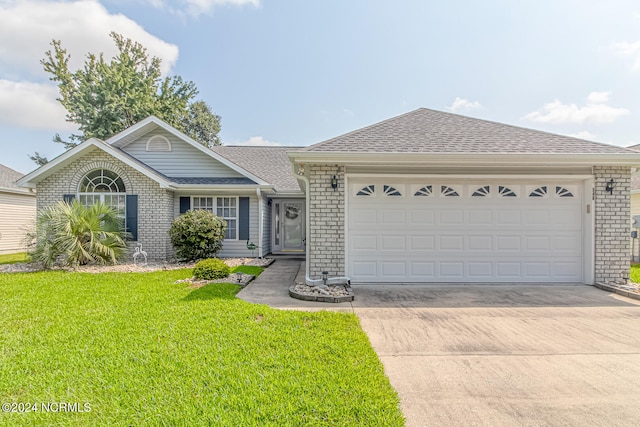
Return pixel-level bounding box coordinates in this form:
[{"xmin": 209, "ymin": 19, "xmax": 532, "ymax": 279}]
[{"xmin": 31, "ymin": 32, "xmax": 221, "ymax": 165}]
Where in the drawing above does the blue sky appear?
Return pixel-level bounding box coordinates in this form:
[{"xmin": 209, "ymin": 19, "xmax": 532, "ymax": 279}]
[{"xmin": 1, "ymin": 0, "xmax": 640, "ymax": 174}]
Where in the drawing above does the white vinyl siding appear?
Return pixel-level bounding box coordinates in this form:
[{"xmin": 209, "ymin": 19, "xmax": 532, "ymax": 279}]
[
  {"xmin": 0, "ymin": 192, "xmax": 36, "ymax": 254},
  {"xmin": 122, "ymin": 129, "xmax": 244, "ymax": 178}
]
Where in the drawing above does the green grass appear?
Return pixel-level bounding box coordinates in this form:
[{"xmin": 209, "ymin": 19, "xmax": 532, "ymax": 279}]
[
  {"xmin": 0, "ymin": 269, "xmax": 404, "ymax": 426},
  {"xmin": 0, "ymin": 252, "xmax": 30, "ymax": 265},
  {"xmin": 630, "ymin": 264, "xmax": 640, "ymax": 282},
  {"xmin": 230, "ymin": 264, "xmax": 265, "ymax": 277}
]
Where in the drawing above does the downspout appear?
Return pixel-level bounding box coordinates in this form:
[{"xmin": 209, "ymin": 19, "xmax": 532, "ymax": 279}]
[
  {"xmin": 256, "ymin": 188, "xmax": 263, "ymax": 258},
  {"xmin": 291, "ymin": 161, "xmax": 350, "ymax": 287}
]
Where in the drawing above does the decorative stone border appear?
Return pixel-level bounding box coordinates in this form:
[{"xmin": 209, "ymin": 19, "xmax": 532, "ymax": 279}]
[
  {"xmin": 288, "ymin": 284, "xmax": 355, "ymax": 303},
  {"xmin": 594, "ymin": 282, "xmax": 640, "ymax": 301}
]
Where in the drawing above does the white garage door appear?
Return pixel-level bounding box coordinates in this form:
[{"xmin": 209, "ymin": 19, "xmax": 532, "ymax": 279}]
[{"xmin": 347, "ymin": 179, "xmax": 584, "ymax": 283}]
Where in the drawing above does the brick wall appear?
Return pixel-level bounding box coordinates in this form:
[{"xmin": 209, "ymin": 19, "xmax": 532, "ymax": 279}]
[
  {"xmin": 307, "ymin": 164, "xmax": 345, "ymax": 279},
  {"xmin": 594, "ymin": 166, "xmax": 631, "ymax": 283},
  {"xmin": 36, "ymin": 149, "xmax": 174, "ymax": 262}
]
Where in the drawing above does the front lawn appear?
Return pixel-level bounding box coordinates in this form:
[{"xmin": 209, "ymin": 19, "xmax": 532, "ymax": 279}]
[
  {"xmin": 0, "ymin": 269, "xmax": 403, "ymax": 426},
  {"xmin": 631, "ymin": 264, "xmax": 640, "ymax": 283},
  {"xmin": 0, "ymin": 252, "xmax": 30, "ymax": 265}
]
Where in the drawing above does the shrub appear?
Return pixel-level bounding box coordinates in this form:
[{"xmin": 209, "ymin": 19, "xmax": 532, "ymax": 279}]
[
  {"xmin": 193, "ymin": 258, "xmax": 230, "ymax": 280},
  {"xmin": 31, "ymin": 200, "xmax": 129, "ymax": 268},
  {"xmin": 169, "ymin": 210, "xmax": 226, "ymax": 261}
]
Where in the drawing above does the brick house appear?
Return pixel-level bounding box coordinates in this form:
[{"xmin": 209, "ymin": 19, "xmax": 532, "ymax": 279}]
[{"xmin": 19, "ymin": 108, "xmax": 640, "ymax": 284}]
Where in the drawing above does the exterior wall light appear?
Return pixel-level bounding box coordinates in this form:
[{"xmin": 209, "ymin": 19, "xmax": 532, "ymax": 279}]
[
  {"xmin": 605, "ymin": 179, "xmax": 615, "ymax": 195},
  {"xmin": 331, "ymin": 175, "xmax": 338, "ymax": 191}
]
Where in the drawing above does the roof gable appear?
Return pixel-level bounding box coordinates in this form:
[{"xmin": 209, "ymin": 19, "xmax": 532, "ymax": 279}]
[
  {"xmin": 303, "ymin": 108, "xmax": 635, "ymax": 155},
  {"xmin": 107, "ymin": 116, "xmax": 268, "ymax": 185}
]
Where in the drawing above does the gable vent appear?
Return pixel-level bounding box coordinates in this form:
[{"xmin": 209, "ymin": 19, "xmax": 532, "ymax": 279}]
[{"xmin": 146, "ymin": 135, "xmax": 172, "ymax": 152}]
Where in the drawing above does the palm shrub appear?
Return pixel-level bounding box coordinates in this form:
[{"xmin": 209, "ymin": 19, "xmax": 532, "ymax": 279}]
[
  {"xmin": 31, "ymin": 200, "xmax": 129, "ymax": 268},
  {"xmin": 169, "ymin": 210, "xmax": 226, "ymax": 261}
]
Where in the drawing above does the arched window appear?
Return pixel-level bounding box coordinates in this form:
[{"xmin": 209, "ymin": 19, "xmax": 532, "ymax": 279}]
[{"xmin": 78, "ymin": 169, "xmax": 126, "ymax": 215}]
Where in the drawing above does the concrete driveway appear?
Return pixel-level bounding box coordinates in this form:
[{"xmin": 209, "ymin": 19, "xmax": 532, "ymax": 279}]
[{"xmin": 352, "ymin": 284, "xmax": 640, "ymax": 427}]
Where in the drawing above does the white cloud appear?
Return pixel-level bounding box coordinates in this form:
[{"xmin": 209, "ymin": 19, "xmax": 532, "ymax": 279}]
[
  {"xmin": 147, "ymin": 0, "xmax": 260, "ymax": 16},
  {"xmin": 446, "ymin": 97, "xmax": 482, "ymax": 113},
  {"xmin": 233, "ymin": 136, "xmax": 281, "ymax": 146},
  {"xmin": 523, "ymin": 92, "xmax": 630, "ymax": 125},
  {"xmin": 613, "ymin": 40, "xmax": 640, "ymax": 70},
  {"xmin": 0, "ymin": 0, "xmax": 180, "ymax": 132},
  {"xmin": 0, "ymin": 0, "xmax": 179, "ymax": 78},
  {"xmin": 0, "ymin": 79, "xmax": 76, "ymax": 130}
]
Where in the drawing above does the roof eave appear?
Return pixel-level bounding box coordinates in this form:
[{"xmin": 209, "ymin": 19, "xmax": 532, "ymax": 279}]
[{"xmin": 287, "ymin": 152, "xmax": 640, "ymax": 167}]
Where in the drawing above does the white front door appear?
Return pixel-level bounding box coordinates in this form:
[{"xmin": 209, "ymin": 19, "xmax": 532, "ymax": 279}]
[
  {"xmin": 273, "ymin": 200, "xmax": 305, "ymax": 253},
  {"xmin": 347, "ymin": 178, "xmax": 585, "ymax": 283}
]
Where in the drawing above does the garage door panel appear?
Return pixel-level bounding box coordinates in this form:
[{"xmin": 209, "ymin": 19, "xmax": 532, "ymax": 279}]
[
  {"xmin": 439, "ymin": 262, "xmax": 465, "ymax": 277},
  {"xmin": 496, "ymin": 235, "xmax": 521, "ymax": 251},
  {"xmin": 439, "ymin": 209, "xmax": 464, "ymax": 225},
  {"xmin": 468, "ymin": 262, "xmax": 493, "ymax": 278},
  {"xmin": 439, "ymin": 235, "xmax": 464, "ymax": 250},
  {"xmin": 347, "ymin": 179, "xmax": 584, "ymax": 283},
  {"xmin": 468, "ymin": 235, "xmax": 493, "ymax": 250},
  {"xmin": 352, "ymin": 234, "xmax": 377, "ymax": 250},
  {"xmin": 381, "ymin": 209, "xmax": 406, "ymax": 224},
  {"xmin": 410, "ymin": 262, "xmax": 435, "ymax": 277},
  {"xmin": 410, "ymin": 235, "xmax": 435, "ymax": 250},
  {"xmin": 468, "ymin": 209, "xmax": 493, "ymax": 225},
  {"xmin": 381, "ymin": 235, "xmax": 406, "ymax": 250},
  {"xmin": 410, "ymin": 209, "xmax": 435, "ymax": 224}
]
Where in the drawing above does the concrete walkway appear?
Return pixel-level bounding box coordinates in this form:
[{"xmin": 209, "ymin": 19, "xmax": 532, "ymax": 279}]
[{"xmin": 238, "ymin": 259, "xmax": 640, "ymax": 426}]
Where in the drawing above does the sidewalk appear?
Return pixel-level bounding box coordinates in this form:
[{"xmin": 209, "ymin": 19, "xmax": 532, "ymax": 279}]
[{"xmin": 237, "ymin": 258, "xmax": 353, "ymax": 312}]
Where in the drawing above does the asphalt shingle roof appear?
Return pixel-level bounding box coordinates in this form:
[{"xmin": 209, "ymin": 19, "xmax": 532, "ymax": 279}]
[
  {"xmin": 302, "ymin": 108, "xmax": 635, "ymax": 154},
  {"xmin": 0, "ymin": 164, "xmax": 24, "ymax": 190},
  {"xmin": 211, "ymin": 146, "xmax": 303, "ymax": 192}
]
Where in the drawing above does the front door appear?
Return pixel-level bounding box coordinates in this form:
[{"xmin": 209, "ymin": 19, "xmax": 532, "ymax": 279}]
[{"xmin": 272, "ymin": 200, "xmax": 305, "ymax": 253}]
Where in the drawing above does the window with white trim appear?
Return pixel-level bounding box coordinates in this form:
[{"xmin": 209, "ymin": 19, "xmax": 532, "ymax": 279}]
[
  {"xmin": 217, "ymin": 197, "xmax": 237, "ymax": 240},
  {"xmin": 78, "ymin": 169, "xmax": 126, "ymax": 216},
  {"xmin": 191, "ymin": 196, "xmax": 238, "ymax": 240}
]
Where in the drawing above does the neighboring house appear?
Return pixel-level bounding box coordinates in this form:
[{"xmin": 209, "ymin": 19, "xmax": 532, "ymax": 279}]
[
  {"xmin": 18, "ymin": 108, "xmax": 640, "ymax": 284},
  {"xmin": 0, "ymin": 164, "xmax": 36, "ymax": 254}
]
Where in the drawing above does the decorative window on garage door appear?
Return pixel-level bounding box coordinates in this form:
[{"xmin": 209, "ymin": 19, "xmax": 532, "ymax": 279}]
[
  {"xmin": 498, "ymin": 186, "xmax": 517, "ymax": 197},
  {"xmin": 413, "ymin": 185, "xmax": 433, "ymax": 197},
  {"xmin": 356, "ymin": 185, "xmax": 375, "ymax": 196},
  {"xmin": 555, "ymin": 186, "xmax": 574, "ymax": 197},
  {"xmin": 472, "ymin": 185, "xmax": 490, "ymax": 197},
  {"xmin": 529, "ymin": 186, "xmax": 548, "ymax": 197},
  {"xmin": 441, "ymin": 185, "xmax": 460, "ymax": 197},
  {"xmin": 383, "ymin": 185, "xmax": 402, "ymax": 196}
]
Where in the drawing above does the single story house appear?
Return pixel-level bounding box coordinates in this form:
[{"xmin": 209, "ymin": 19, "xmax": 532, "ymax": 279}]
[
  {"xmin": 0, "ymin": 164, "xmax": 36, "ymax": 254},
  {"xmin": 18, "ymin": 108, "xmax": 640, "ymax": 284}
]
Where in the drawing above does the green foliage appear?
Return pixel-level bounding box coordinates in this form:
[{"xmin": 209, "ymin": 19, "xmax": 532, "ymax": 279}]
[
  {"xmin": 193, "ymin": 258, "xmax": 231, "ymax": 280},
  {"xmin": 31, "ymin": 200, "xmax": 128, "ymax": 268},
  {"xmin": 181, "ymin": 100, "xmax": 221, "ymax": 147},
  {"xmin": 0, "ymin": 269, "xmax": 404, "ymax": 425},
  {"xmin": 37, "ymin": 31, "xmax": 221, "ymax": 162},
  {"xmin": 169, "ymin": 210, "xmax": 226, "ymax": 261}
]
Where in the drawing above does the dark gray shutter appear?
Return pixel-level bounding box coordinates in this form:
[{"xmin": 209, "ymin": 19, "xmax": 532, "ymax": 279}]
[
  {"xmin": 63, "ymin": 194, "xmax": 75, "ymax": 203},
  {"xmin": 238, "ymin": 197, "xmax": 250, "ymax": 240},
  {"xmin": 126, "ymin": 195, "xmax": 138, "ymax": 241},
  {"xmin": 179, "ymin": 197, "xmax": 191, "ymax": 214}
]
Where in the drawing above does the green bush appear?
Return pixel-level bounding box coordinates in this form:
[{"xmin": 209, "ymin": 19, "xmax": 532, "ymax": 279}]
[
  {"xmin": 193, "ymin": 258, "xmax": 230, "ymax": 280},
  {"xmin": 169, "ymin": 210, "xmax": 226, "ymax": 261}
]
